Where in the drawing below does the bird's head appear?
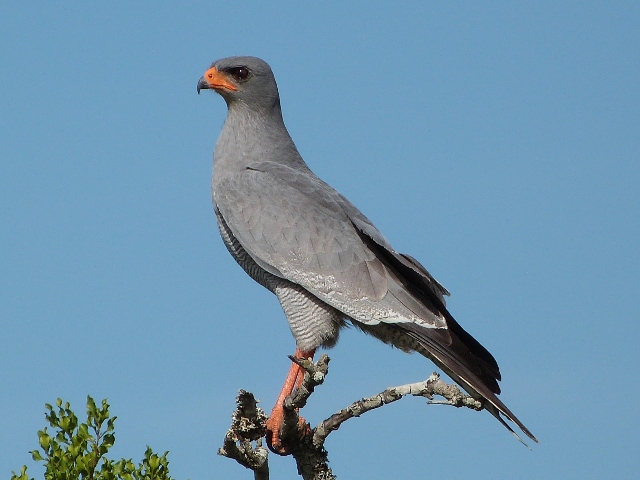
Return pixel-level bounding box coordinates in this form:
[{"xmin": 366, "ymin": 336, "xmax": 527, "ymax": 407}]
[{"xmin": 197, "ymin": 56, "xmax": 280, "ymax": 111}]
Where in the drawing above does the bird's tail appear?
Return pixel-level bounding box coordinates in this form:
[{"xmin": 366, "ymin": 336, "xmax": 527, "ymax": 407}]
[
  {"xmin": 401, "ymin": 321, "xmax": 538, "ymax": 445},
  {"xmin": 351, "ymin": 224, "xmax": 537, "ymax": 444}
]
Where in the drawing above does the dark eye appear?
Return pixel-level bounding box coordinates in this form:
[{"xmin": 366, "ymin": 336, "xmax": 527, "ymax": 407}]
[{"xmin": 227, "ymin": 67, "xmax": 250, "ymax": 81}]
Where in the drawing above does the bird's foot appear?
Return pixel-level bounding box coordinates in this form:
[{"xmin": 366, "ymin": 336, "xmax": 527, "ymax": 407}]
[{"xmin": 265, "ymin": 406, "xmax": 310, "ymax": 455}]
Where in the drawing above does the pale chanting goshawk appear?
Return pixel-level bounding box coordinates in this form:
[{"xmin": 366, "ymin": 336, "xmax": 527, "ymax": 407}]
[{"xmin": 197, "ymin": 56, "xmax": 537, "ymax": 452}]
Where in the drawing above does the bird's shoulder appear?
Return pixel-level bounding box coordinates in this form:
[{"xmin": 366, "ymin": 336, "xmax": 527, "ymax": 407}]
[
  {"xmin": 213, "ymin": 160, "xmax": 375, "ymax": 275},
  {"xmin": 217, "ymin": 160, "xmax": 343, "ymax": 208}
]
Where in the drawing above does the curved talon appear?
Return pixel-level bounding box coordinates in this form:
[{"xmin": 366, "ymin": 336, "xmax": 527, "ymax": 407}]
[
  {"xmin": 265, "ymin": 407, "xmax": 287, "ymax": 454},
  {"xmin": 265, "ymin": 411, "xmax": 310, "ymax": 455}
]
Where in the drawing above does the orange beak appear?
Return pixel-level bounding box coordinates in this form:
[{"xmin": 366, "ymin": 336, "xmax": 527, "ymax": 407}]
[{"xmin": 197, "ymin": 67, "xmax": 238, "ymax": 94}]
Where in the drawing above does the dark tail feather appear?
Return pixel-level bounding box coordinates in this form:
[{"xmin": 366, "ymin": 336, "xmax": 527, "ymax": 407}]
[
  {"xmin": 484, "ymin": 404, "xmax": 532, "ymax": 448},
  {"xmin": 401, "ymin": 323, "xmax": 538, "ymax": 444},
  {"xmin": 352, "ymin": 225, "xmax": 537, "ymax": 443}
]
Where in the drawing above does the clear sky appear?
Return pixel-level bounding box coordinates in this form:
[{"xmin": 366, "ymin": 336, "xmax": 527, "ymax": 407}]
[{"xmin": 2, "ymin": 2, "xmax": 639, "ymax": 479}]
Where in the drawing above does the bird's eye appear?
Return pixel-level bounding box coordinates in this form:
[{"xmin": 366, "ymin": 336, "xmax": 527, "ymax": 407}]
[{"xmin": 227, "ymin": 67, "xmax": 250, "ymax": 81}]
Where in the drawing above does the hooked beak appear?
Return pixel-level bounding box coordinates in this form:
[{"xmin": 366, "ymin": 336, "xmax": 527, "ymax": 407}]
[
  {"xmin": 197, "ymin": 66, "xmax": 238, "ymax": 94},
  {"xmin": 196, "ymin": 76, "xmax": 209, "ymax": 94}
]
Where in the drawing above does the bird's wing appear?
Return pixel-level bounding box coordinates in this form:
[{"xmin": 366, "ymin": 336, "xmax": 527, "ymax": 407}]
[
  {"xmin": 335, "ymin": 191, "xmax": 451, "ymax": 304},
  {"xmin": 214, "ymin": 161, "xmax": 448, "ymax": 329}
]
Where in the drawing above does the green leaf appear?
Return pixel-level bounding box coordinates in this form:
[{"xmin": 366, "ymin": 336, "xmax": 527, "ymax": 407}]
[
  {"xmin": 10, "ymin": 465, "xmax": 31, "ymax": 480},
  {"xmin": 37, "ymin": 430, "xmax": 51, "ymax": 451}
]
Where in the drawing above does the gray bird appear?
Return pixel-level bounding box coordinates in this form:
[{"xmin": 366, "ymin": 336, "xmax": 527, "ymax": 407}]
[{"xmin": 197, "ymin": 56, "xmax": 537, "ymax": 450}]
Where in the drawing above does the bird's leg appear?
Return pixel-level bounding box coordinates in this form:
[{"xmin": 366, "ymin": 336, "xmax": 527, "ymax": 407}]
[{"xmin": 265, "ymin": 347, "xmax": 315, "ymax": 455}]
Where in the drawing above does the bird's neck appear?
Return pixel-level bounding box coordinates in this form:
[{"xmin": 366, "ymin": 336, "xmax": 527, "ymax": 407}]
[{"xmin": 213, "ymin": 102, "xmax": 308, "ymax": 176}]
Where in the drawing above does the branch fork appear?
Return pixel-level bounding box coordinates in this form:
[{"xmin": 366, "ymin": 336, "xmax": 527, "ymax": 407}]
[{"xmin": 219, "ymin": 356, "xmax": 484, "ymax": 480}]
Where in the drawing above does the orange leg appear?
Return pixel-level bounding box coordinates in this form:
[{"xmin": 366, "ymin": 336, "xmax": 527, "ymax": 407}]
[{"xmin": 265, "ymin": 348, "xmax": 315, "ymax": 454}]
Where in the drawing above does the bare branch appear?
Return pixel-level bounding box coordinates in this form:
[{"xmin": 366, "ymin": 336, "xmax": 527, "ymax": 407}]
[
  {"xmin": 218, "ymin": 390, "xmax": 270, "ymax": 480},
  {"xmin": 314, "ymin": 372, "xmax": 482, "ymax": 447},
  {"xmin": 284, "ymin": 354, "xmax": 329, "ymax": 411},
  {"xmin": 219, "ymin": 358, "xmax": 485, "ymax": 479}
]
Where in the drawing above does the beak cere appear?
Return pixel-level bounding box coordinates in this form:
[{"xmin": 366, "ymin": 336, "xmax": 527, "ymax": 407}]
[{"xmin": 196, "ymin": 67, "xmax": 238, "ymax": 94}]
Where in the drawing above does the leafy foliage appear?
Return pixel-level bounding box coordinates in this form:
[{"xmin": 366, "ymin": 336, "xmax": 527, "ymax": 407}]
[{"xmin": 11, "ymin": 397, "xmax": 178, "ymax": 480}]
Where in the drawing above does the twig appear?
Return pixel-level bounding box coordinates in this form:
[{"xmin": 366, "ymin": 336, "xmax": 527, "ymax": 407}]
[
  {"xmin": 218, "ymin": 390, "xmax": 270, "ymax": 480},
  {"xmin": 313, "ymin": 372, "xmax": 482, "ymax": 447}
]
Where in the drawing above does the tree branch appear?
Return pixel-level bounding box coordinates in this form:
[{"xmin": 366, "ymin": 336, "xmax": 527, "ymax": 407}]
[
  {"xmin": 219, "ymin": 356, "xmax": 484, "ymax": 479},
  {"xmin": 313, "ymin": 371, "xmax": 482, "ymax": 447},
  {"xmin": 217, "ymin": 390, "xmax": 270, "ymax": 480}
]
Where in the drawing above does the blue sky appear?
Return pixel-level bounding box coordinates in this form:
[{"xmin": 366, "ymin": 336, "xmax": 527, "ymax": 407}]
[{"xmin": 1, "ymin": 2, "xmax": 639, "ymax": 478}]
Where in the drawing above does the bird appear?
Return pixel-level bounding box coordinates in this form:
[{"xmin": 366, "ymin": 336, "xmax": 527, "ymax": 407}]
[{"xmin": 197, "ymin": 56, "xmax": 537, "ymax": 452}]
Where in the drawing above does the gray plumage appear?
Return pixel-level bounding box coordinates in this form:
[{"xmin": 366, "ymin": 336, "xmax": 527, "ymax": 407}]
[{"xmin": 198, "ymin": 56, "xmax": 537, "ymax": 444}]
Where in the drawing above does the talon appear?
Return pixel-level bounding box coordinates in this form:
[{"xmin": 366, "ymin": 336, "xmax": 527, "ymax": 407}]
[
  {"xmin": 265, "ymin": 411, "xmax": 288, "ymax": 454},
  {"xmin": 265, "ymin": 408, "xmax": 310, "ymax": 455}
]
